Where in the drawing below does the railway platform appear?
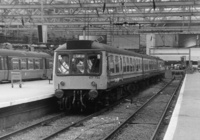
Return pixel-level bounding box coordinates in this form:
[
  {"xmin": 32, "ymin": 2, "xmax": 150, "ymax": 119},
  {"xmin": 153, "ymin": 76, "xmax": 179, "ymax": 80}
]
[
  {"xmin": 0, "ymin": 80, "xmax": 54, "ymax": 109},
  {"xmin": 164, "ymin": 72, "xmax": 200, "ymax": 140}
]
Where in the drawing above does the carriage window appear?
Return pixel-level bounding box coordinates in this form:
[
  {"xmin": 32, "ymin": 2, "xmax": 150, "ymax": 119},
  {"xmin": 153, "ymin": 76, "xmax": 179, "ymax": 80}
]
[
  {"xmin": 40, "ymin": 59, "xmax": 43, "ymax": 69},
  {"xmin": 34, "ymin": 59, "xmax": 40, "ymax": 69},
  {"xmin": 137, "ymin": 59, "xmax": 140, "ymax": 71},
  {"xmin": 87, "ymin": 54, "xmax": 100, "ymax": 74},
  {"xmin": 57, "ymin": 54, "xmax": 70, "ymax": 74},
  {"xmin": 12, "ymin": 58, "xmax": 19, "ymax": 70},
  {"xmin": 49, "ymin": 59, "xmax": 53, "ymax": 69},
  {"xmin": 28, "ymin": 58, "xmax": 34, "ymax": 69},
  {"xmin": 46, "ymin": 59, "xmax": 53, "ymax": 69},
  {"xmin": 115, "ymin": 56, "xmax": 120, "ymax": 73},
  {"xmin": 108, "ymin": 55, "xmax": 114, "ymax": 74},
  {"xmin": 123, "ymin": 56, "xmax": 126, "ymax": 72},
  {"xmin": 138, "ymin": 59, "xmax": 140, "ymax": 71},
  {"xmin": 145, "ymin": 60, "xmax": 148, "ymax": 70},
  {"xmin": 130, "ymin": 58, "xmax": 133, "ymax": 72},
  {"xmin": 135, "ymin": 59, "xmax": 138, "ymax": 71},
  {"xmin": 139, "ymin": 59, "xmax": 141, "ymax": 70},
  {"xmin": 20, "ymin": 58, "xmax": 27, "ymax": 69},
  {"xmin": 0, "ymin": 57, "xmax": 1, "ymax": 70},
  {"xmin": 126, "ymin": 57, "xmax": 129, "ymax": 72},
  {"xmin": 46, "ymin": 59, "xmax": 49, "ymax": 69},
  {"xmin": 150, "ymin": 61, "xmax": 152, "ymax": 70},
  {"xmin": 132, "ymin": 58, "xmax": 135, "ymax": 71},
  {"xmin": 153, "ymin": 61, "xmax": 155, "ymax": 69}
]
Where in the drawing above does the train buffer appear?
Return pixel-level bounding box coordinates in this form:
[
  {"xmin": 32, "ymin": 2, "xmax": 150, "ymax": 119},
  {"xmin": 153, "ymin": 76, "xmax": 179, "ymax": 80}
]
[{"xmin": 11, "ymin": 71, "xmax": 22, "ymax": 88}]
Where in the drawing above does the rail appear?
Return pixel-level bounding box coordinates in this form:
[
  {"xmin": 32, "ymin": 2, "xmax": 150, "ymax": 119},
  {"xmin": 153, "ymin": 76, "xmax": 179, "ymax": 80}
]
[{"xmin": 102, "ymin": 78, "xmax": 176, "ymax": 140}]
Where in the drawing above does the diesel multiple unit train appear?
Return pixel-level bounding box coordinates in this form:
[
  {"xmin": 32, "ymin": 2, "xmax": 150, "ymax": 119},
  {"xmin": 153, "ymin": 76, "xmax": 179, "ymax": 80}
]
[
  {"xmin": 0, "ymin": 49, "xmax": 53, "ymax": 82},
  {"xmin": 54, "ymin": 40, "xmax": 165, "ymax": 112}
]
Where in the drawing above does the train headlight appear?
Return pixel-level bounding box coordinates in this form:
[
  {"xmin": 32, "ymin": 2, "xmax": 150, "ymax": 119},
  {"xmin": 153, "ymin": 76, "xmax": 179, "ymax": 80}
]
[
  {"xmin": 91, "ymin": 81, "xmax": 97, "ymax": 87},
  {"xmin": 60, "ymin": 81, "xmax": 65, "ymax": 86},
  {"xmin": 88, "ymin": 89, "xmax": 98, "ymax": 99},
  {"xmin": 55, "ymin": 89, "xmax": 64, "ymax": 98}
]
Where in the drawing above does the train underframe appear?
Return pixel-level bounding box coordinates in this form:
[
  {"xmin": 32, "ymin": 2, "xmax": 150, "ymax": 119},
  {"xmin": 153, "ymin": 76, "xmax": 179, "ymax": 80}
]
[{"xmin": 55, "ymin": 74, "xmax": 164, "ymax": 113}]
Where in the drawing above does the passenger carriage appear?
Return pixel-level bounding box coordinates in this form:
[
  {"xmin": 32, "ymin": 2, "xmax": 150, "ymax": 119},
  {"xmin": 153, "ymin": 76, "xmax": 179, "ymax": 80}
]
[
  {"xmin": 0, "ymin": 49, "xmax": 53, "ymax": 82},
  {"xmin": 53, "ymin": 40, "xmax": 165, "ymax": 111}
]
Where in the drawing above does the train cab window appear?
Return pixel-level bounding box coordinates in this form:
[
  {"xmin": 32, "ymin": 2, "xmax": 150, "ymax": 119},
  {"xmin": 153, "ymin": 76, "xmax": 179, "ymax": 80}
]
[
  {"xmin": 108, "ymin": 55, "xmax": 114, "ymax": 74},
  {"xmin": 20, "ymin": 58, "xmax": 27, "ymax": 69},
  {"xmin": 57, "ymin": 54, "xmax": 70, "ymax": 74},
  {"xmin": 115, "ymin": 56, "xmax": 120, "ymax": 73},
  {"xmin": 87, "ymin": 54, "xmax": 101, "ymax": 74},
  {"xmin": 71, "ymin": 54, "xmax": 85, "ymax": 74},
  {"xmin": 28, "ymin": 58, "xmax": 34, "ymax": 69},
  {"xmin": 12, "ymin": 58, "xmax": 20, "ymax": 70},
  {"xmin": 34, "ymin": 59, "xmax": 40, "ymax": 69}
]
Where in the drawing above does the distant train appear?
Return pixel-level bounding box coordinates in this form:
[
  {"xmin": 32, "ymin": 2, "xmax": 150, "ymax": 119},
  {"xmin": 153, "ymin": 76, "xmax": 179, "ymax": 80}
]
[
  {"xmin": 0, "ymin": 49, "xmax": 53, "ymax": 83},
  {"xmin": 53, "ymin": 40, "xmax": 165, "ymax": 112}
]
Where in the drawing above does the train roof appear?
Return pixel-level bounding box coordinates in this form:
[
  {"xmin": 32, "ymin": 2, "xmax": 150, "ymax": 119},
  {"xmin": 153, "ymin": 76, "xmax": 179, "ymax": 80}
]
[
  {"xmin": 55, "ymin": 40, "xmax": 162, "ymax": 60},
  {"xmin": 0, "ymin": 49, "xmax": 52, "ymax": 58}
]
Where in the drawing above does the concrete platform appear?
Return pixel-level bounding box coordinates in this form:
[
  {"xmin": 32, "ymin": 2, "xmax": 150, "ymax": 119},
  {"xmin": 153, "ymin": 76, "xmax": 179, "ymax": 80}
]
[
  {"xmin": 0, "ymin": 80, "xmax": 54, "ymax": 109},
  {"xmin": 164, "ymin": 72, "xmax": 200, "ymax": 140}
]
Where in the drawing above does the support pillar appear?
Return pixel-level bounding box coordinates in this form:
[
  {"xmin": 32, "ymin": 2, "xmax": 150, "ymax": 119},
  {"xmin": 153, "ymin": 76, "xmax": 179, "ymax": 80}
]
[{"xmin": 146, "ymin": 34, "xmax": 156, "ymax": 55}]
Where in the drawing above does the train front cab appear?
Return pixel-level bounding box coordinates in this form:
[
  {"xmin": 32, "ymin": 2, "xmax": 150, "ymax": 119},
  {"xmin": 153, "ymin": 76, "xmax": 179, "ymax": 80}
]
[{"xmin": 53, "ymin": 50, "xmax": 109, "ymax": 110}]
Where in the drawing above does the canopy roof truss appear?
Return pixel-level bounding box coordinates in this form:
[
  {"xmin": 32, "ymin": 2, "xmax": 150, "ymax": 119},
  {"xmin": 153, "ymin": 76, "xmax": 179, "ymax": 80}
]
[{"xmin": 0, "ymin": 0, "xmax": 200, "ymax": 34}]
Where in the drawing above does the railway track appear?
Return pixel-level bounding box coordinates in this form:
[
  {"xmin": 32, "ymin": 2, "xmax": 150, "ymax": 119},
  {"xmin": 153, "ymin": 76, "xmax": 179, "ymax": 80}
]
[
  {"xmin": 0, "ymin": 93, "xmax": 131, "ymax": 140},
  {"xmin": 102, "ymin": 77, "xmax": 183, "ymax": 140},
  {"xmin": 0, "ymin": 78, "xmax": 178, "ymax": 140},
  {"xmin": 0, "ymin": 112, "xmax": 66, "ymax": 140}
]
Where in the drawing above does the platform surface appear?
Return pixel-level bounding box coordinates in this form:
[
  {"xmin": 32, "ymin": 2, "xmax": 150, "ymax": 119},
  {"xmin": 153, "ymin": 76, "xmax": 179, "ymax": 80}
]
[
  {"xmin": 164, "ymin": 72, "xmax": 200, "ymax": 140},
  {"xmin": 0, "ymin": 80, "xmax": 54, "ymax": 108}
]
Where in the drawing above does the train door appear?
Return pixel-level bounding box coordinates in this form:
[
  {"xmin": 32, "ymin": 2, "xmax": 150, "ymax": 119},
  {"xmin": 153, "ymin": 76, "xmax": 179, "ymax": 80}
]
[
  {"xmin": 2, "ymin": 57, "xmax": 9, "ymax": 81},
  {"xmin": 120, "ymin": 56, "xmax": 123, "ymax": 80},
  {"xmin": 43, "ymin": 58, "xmax": 47, "ymax": 78},
  {"xmin": 0, "ymin": 57, "xmax": 3, "ymax": 81}
]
